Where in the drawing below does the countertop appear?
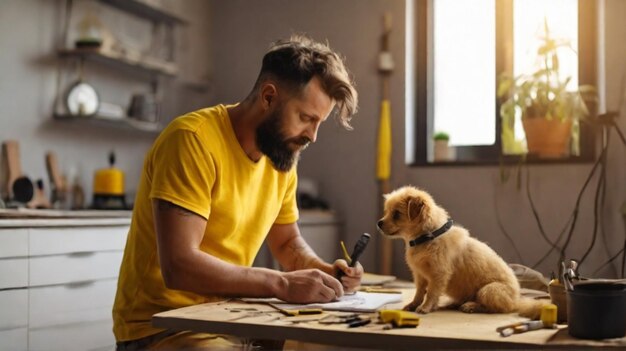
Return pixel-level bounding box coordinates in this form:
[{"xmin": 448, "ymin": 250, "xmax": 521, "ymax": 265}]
[{"xmin": 0, "ymin": 208, "xmax": 132, "ymax": 228}]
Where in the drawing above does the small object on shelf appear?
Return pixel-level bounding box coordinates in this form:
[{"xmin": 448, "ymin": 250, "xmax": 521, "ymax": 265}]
[
  {"xmin": 75, "ymin": 9, "xmax": 104, "ymax": 49},
  {"xmin": 97, "ymin": 102, "xmax": 125, "ymax": 120},
  {"xmin": 75, "ymin": 39, "xmax": 102, "ymax": 49},
  {"xmin": 128, "ymin": 93, "xmax": 159, "ymax": 123},
  {"xmin": 65, "ymin": 81, "xmax": 100, "ymax": 116}
]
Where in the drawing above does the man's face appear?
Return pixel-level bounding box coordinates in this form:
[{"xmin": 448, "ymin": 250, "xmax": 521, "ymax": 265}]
[
  {"xmin": 256, "ymin": 77, "xmax": 335, "ymax": 172},
  {"xmin": 256, "ymin": 105, "xmax": 309, "ymax": 172}
]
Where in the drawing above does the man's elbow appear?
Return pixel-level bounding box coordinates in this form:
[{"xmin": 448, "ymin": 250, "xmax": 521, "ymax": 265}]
[{"xmin": 160, "ymin": 258, "xmax": 187, "ymax": 290}]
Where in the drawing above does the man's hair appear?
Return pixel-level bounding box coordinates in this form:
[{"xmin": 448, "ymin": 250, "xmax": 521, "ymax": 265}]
[{"xmin": 251, "ymin": 35, "xmax": 358, "ymax": 129}]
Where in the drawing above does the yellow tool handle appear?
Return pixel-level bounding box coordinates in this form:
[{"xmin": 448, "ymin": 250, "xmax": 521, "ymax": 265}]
[{"xmin": 277, "ymin": 307, "xmax": 323, "ymax": 316}]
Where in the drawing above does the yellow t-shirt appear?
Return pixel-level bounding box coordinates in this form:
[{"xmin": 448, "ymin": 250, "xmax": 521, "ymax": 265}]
[{"xmin": 112, "ymin": 104, "xmax": 299, "ymax": 342}]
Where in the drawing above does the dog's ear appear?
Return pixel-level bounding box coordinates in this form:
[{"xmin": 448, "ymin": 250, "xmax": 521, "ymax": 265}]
[{"xmin": 407, "ymin": 197, "xmax": 424, "ymax": 221}]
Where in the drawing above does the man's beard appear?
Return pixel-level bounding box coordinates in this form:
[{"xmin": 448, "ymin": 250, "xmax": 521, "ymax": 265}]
[{"xmin": 256, "ymin": 108, "xmax": 310, "ymax": 172}]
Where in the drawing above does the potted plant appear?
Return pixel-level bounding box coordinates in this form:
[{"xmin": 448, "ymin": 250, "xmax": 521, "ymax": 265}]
[
  {"xmin": 433, "ymin": 131, "xmax": 450, "ymax": 162},
  {"xmin": 497, "ymin": 19, "xmax": 596, "ymax": 158}
]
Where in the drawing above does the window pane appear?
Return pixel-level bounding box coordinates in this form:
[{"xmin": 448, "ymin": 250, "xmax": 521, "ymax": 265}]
[
  {"xmin": 433, "ymin": 0, "xmax": 495, "ymax": 146},
  {"xmin": 511, "ymin": 0, "xmax": 579, "ymax": 143}
]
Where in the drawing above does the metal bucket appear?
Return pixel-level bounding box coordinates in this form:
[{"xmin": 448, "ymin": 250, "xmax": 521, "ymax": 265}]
[{"xmin": 567, "ymin": 282, "xmax": 626, "ymax": 339}]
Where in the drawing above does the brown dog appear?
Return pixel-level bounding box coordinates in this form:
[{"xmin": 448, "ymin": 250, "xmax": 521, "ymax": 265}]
[{"xmin": 377, "ymin": 186, "xmax": 544, "ymax": 318}]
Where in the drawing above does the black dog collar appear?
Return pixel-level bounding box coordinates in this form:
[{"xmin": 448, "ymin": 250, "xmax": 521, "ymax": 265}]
[{"xmin": 408, "ymin": 219, "xmax": 454, "ymax": 247}]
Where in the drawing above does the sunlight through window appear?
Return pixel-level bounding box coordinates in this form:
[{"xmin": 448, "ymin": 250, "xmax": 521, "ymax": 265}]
[
  {"xmin": 433, "ymin": 0, "xmax": 495, "ymax": 147},
  {"xmin": 512, "ymin": 0, "xmax": 579, "ymax": 141}
]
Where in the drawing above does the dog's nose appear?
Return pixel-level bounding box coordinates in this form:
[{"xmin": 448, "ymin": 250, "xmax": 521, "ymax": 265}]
[{"xmin": 377, "ymin": 220, "xmax": 384, "ymax": 229}]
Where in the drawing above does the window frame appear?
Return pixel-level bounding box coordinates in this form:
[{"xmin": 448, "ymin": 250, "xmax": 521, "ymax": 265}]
[{"xmin": 411, "ymin": 0, "xmax": 598, "ymax": 166}]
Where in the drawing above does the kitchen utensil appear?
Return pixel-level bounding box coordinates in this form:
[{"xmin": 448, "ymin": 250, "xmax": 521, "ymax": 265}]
[
  {"xmin": 2, "ymin": 140, "xmax": 34, "ymax": 204},
  {"xmin": 46, "ymin": 151, "xmax": 67, "ymax": 207},
  {"xmin": 12, "ymin": 177, "xmax": 34, "ymax": 203},
  {"xmin": 27, "ymin": 179, "xmax": 51, "ymax": 209}
]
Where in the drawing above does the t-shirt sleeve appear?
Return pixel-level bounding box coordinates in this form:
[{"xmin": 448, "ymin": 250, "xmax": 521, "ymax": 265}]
[
  {"xmin": 274, "ymin": 169, "xmax": 299, "ymax": 224},
  {"xmin": 149, "ymin": 129, "xmax": 215, "ymax": 219}
]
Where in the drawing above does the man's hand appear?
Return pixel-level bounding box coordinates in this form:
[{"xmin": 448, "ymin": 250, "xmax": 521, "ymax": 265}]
[
  {"xmin": 333, "ymin": 259, "xmax": 364, "ymax": 293},
  {"xmin": 276, "ymin": 269, "xmax": 343, "ymax": 304}
]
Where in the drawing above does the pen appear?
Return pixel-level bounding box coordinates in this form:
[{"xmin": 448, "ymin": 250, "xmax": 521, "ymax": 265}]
[
  {"xmin": 269, "ymin": 303, "xmax": 323, "ymax": 316},
  {"xmin": 337, "ymin": 233, "xmax": 371, "ymax": 279},
  {"xmin": 497, "ymin": 320, "xmax": 544, "ymax": 337},
  {"xmin": 340, "ymin": 241, "xmax": 352, "ymax": 265},
  {"xmin": 359, "ymin": 287, "xmax": 402, "ymax": 294},
  {"xmin": 278, "ymin": 308, "xmax": 323, "ymax": 316},
  {"xmin": 348, "ymin": 317, "xmax": 371, "ymax": 328}
]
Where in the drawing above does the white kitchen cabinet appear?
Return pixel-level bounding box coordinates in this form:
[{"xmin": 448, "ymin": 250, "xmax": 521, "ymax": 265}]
[{"xmin": 0, "ymin": 218, "xmax": 129, "ymax": 351}]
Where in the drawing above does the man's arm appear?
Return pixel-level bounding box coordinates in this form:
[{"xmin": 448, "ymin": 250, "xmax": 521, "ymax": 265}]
[
  {"xmin": 153, "ymin": 199, "xmax": 343, "ymax": 303},
  {"xmin": 266, "ymin": 222, "xmax": 363, "ymax": 292}
]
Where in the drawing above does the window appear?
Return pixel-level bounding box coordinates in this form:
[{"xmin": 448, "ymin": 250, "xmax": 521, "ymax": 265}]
[{"xmin": 410, "ymin": 0, "xmax": 597, "ymax": 165}]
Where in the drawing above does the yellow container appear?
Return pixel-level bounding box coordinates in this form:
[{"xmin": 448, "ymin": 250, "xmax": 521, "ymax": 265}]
[
  {"xmin": 93, "ymin": 167, "xmax": 124, "ymax": 195},
  {"xmin": 378, "ymin": 310, "xmax": 420, "ymax": 327}
]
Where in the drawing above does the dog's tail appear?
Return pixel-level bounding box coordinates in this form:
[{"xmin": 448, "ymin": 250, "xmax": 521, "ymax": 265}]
[{"xmin": 516, "ymin": 297, "xmax": 551, "ymax": 319}]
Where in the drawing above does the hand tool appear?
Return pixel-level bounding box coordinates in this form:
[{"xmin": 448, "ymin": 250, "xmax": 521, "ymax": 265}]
[{"xmin": 337, "ymin": 233, "xmax": 370, "ymax": 279}]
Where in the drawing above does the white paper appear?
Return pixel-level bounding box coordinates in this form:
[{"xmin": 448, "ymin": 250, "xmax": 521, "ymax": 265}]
[{"xmin": 243, "ymin": 292, "xmax": 402, "ymax": 313}]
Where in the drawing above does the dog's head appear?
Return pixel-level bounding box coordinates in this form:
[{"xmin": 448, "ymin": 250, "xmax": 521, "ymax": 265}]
[{"xmin": 377, "ymin": 186, "xmax": 447, "ymax": 240}]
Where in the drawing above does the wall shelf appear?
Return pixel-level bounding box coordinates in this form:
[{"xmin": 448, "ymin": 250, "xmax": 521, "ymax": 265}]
[
  {"xmin": 54, "ymin": 0, "xmax": 188, "ymax": 135},
  {"xmin": 58, "ymin": 48, "xmax": 178, "ymax": 77},
  {"xmin": 97, "ymin": 0, "xmax": 187, "ymax": 25},
  {"xmin": 53, "ymin": 113, "xmax": 161, "ymax": 135}
]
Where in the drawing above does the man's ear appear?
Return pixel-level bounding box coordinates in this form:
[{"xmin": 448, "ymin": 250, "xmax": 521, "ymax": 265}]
[
  {"xmin": 260, "ymin": 83, "xmax": 278, "ymax": 110},
  {"xmin": 407, "ymin": 197, "xmax": 424, "ymax": 221}
]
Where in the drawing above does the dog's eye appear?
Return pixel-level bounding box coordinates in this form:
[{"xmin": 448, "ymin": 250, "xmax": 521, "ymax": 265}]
[{"xmin": 393, "ymin": 210, "xmax": 401, "ymax": 220}]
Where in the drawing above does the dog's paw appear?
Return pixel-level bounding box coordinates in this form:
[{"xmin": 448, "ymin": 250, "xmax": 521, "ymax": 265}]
[
  {"xmin": 459, "ymin": 301, "xmax": 480, "ymax": 314},
  {"xmin": 402, "ymin": 302, "xmax": 419, "ymax": 312},
  {"xmin": 417, "ymin": 303, "xmax": 435, "ymax": 314}
]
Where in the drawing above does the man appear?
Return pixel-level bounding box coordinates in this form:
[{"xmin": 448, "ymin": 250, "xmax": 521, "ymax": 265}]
[{"xmin": 113, "ymin": 35, "xmax": 361, "ymax": 350}]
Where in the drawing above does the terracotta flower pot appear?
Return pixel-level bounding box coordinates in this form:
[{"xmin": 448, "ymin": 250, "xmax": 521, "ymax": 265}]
[{"xmin": 522, "ymin": 118, "xmax": 573, "ymax": 158}]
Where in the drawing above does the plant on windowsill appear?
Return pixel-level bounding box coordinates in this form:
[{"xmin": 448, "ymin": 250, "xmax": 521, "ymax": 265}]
[
  {"xmin": 433, "ymin": 131, "xmax": 451, "ymax": 162},
  {"xmin": 497, "ymin": 19, "xmax": 596, "ymax": 159}
]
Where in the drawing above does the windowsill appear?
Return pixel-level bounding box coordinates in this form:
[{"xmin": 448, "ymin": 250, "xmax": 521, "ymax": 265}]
[{"xmin": 410, "ymin": 154, "xmax": 596, "ymax": 167}]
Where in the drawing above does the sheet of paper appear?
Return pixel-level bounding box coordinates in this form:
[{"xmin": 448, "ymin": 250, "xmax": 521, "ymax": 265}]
[
  {"xmin": 243, "ymin": 292, "xmax": 402, "ymax": 313},
  {"xmin": 361, "ymin": 272, "xmax": 397, "ymax": 286}
]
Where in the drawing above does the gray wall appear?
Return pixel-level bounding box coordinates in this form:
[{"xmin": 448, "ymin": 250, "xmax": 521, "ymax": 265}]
[{"xmin": 208, "ymin": 0, "xmax": 626, "ymax": 279}]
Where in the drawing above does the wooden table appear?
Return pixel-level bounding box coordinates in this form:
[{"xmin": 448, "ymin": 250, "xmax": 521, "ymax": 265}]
[{"xmin": 152, "ymin": 289, "xmax": 626, "ymax": 350}]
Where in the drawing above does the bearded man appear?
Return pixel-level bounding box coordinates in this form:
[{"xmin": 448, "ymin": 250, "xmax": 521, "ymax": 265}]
[{"xmin": 113, "ymin": 35, "xmax": 361, "ymax": 350}]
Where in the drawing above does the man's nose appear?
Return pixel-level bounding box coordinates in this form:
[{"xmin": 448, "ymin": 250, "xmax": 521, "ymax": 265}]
[{"xmin": 305, "ymin": 122, "xmax": 321, "ymax": 143}]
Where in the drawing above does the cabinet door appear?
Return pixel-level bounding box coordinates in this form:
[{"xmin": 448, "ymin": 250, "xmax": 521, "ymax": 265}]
[
  {"xmin": 0, "ymin": 328, "xmax": 28, "ymax": 351},
  {"xmin": 29, "ymin": 279, "xmax": 118, "ymax": 328},
  {"xmin": 29, "ymin": 226, "xmax": 128, "ymax": 255},
  {"xmin": 0, "ymin": 229, "xmax": 28, "ymax": 258},
  {"xmin": 0, "ymin": 258, "xmax": 28, "ymax": 289},
  {"xmin": 30, "ymin": 251, "xmax": 124, "ymax": 287},
  {"xmin": 0, "ymin": 289, "xmax": 28, "ymax": 330},
  {"xmin": 28, "ymin": 319, "xmax": 114, "ymax": 351}
]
